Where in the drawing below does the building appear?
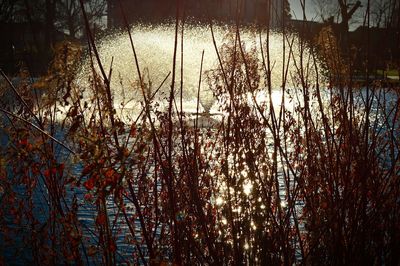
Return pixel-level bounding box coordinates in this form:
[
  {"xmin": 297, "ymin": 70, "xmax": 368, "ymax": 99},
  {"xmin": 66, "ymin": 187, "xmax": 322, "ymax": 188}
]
[{"xmin": 350, "ymin": 26, "xmax": 399, "ymax": 71}]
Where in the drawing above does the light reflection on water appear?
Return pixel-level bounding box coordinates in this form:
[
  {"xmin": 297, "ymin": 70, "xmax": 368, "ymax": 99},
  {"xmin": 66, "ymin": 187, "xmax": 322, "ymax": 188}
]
[{"xmin": 63, "ymin": 85, "xmax": 397, "ymax": 264}]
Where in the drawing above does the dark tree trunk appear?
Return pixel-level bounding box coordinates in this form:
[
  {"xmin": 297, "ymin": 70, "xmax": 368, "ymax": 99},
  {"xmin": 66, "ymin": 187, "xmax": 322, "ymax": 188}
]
[
  {"xmin": 337, "ymin": 0, "xmax": 361, "ymax": 54},
  {"xmin": 45, "ymin": 0, "xmax": 56, "ymax": 47},
  {"xmin": 107, "ymin": 0, "xmax": 114, "ymax": 29}
]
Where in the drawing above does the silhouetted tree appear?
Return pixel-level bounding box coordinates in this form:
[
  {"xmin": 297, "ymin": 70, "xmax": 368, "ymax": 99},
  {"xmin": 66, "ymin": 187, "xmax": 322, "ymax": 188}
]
[
  {"xmin": 313, "ymin": 0, "xmax": 361, "ymax": 54},
  {"xmin": 338, "ymin": 0, "xmax": 361, "ymax": 32},
  {"xmin": 56, "ymin": 0, "xmax": 106, "ymax": 38},
  {"xmin": 284, "ymin": 0, "xmax": 292, "ymax": 21},
  {"xmin": 371, "ymin": 0, "xmax": 391, "ymax": 28},
  {"xmin": 106, "ymin": 0, "xmax": 291, "ymax": 27},
  {"xmin": 106, "ymin": 0, "xmax": 114, "ymax": 28},
  {"xmin": 44, "ymin": 0, "xmax": 56, "ymax": 47},
  {"xmin": 0, "ymin": 0, "xmax": 17, "ymax": 22},
  {"xmin": 312, "ymin": 0, "xmax": 361, "ymax": 31}
]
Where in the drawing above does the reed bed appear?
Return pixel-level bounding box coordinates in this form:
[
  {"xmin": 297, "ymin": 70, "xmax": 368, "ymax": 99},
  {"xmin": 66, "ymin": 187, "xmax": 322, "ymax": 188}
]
[{"xmin": 0, "ymin": 1, "xmax": 399, "ymax": 265}]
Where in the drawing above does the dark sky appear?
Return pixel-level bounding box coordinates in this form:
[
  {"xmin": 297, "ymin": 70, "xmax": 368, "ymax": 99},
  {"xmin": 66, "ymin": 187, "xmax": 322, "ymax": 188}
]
[
  {"xmin": 289, "ymin": 0, "xmax": 368, "ymax": 30},
  {"xmin": 289, "ymin": 0, "xmax": 317, "ymax": 20}
]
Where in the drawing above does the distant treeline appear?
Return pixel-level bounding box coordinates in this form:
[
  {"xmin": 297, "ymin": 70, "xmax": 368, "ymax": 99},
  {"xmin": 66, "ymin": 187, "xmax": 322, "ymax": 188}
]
[{"xmin": 107, "ymin": 0, "xmax": 291, "ymax": 27}]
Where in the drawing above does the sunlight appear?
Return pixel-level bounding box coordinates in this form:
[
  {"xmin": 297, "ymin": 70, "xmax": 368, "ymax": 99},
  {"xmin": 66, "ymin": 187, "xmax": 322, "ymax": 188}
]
[
  {"xmin": 243, "ymin": 181, "xmax": 253, "ymax": 196},
  {"xmin": 255, "ymin": 89, "xmax": 295, "ymax": 111},
  {"xmin": 216, "ymin": 196, "xmax": 224, "ymax": 206},
  {"xmin": 270, "ymin": 90, "xmax": 283, "ymax": 106}
]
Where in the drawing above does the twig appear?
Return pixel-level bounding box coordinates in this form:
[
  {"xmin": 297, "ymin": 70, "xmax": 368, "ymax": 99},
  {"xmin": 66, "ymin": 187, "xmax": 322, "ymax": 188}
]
[
  {"xmin": 0, "ymin": 107, "xmax": 75, "ymax": 154},
  {"xmin": 0, "ymin": 68, "xmax": 42, "ymax": 127}
]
